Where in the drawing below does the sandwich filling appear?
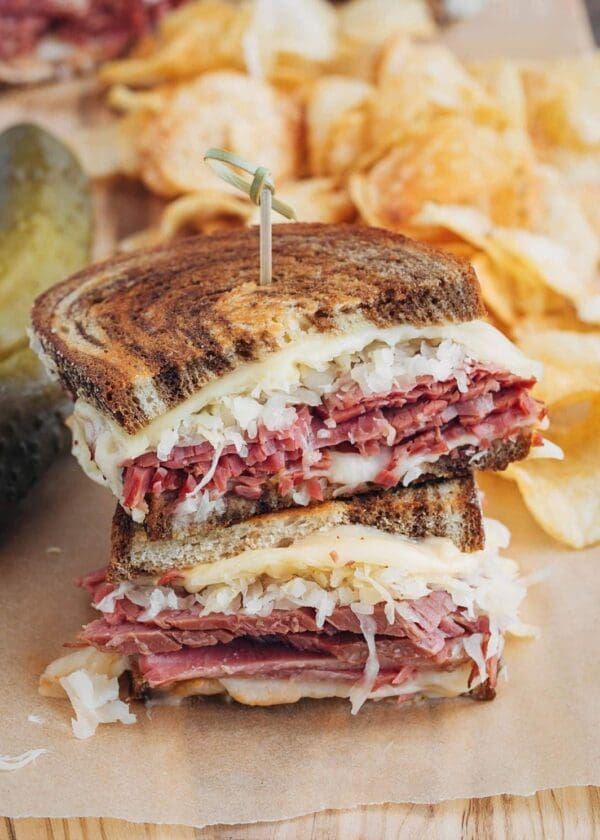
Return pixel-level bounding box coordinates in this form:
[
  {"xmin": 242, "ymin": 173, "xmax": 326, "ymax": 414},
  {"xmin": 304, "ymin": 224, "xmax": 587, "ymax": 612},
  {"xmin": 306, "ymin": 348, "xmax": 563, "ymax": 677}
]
[
  {"xmin": 0, "ymin": 1, "xmax": 183, "ymax": 67},
  {"xmin": 69, "ymin": 321, "xmax": 546, "ymax": 525},
  {"xmin": 66, "ymin": 519, "xmax": 530, "ymax": 711}
]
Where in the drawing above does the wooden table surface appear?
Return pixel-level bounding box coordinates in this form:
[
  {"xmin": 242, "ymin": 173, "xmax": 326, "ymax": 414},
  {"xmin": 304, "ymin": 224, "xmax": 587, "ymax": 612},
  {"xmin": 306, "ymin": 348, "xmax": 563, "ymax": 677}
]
[{"xmin": 3, "ymin": 787, "xmax": 599, "ymax": 838}]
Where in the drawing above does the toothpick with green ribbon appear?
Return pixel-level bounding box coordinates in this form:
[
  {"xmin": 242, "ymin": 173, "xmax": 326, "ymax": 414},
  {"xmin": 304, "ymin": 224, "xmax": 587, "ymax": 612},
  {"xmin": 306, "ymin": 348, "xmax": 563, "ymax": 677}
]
[{"xmin": 204, "ymin": 148, "xmax": 296, "ymax": 286}]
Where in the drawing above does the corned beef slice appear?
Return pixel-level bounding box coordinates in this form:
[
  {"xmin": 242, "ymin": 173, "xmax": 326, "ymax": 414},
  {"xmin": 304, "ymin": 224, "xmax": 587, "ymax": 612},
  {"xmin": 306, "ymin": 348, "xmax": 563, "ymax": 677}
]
[
  {"xmin": 135, "ymin": 639, "xmax": 472, "ymax": 689},
  {"xmin": 77, "ymin": 580, "xmax": 492, "ymax": 691},
  {"xmin": 121, "ymin": 368, "xmax": 543, "ymax": 510}
]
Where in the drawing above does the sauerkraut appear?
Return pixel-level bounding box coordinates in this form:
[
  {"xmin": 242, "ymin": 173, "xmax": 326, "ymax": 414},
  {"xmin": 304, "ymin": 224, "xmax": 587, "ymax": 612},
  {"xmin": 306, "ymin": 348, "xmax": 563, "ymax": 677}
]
[
  {"xmin": 94, "ymin": 519, "xmax": 532, "ymax": 685},
  {"xmin": 72, "ymin": 336, "xmax": 478, "ymax": 498}
]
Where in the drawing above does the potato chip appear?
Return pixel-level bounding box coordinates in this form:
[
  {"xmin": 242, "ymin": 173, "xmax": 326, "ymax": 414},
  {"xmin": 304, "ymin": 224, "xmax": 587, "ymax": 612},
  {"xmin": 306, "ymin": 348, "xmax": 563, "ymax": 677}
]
[
  {"xmin": 576, "ymin": 188, "xmax": 600, "ymax": 244},
  {"xmin": 469, "ymin": 252, "xmax": 522, "ymax": 327},
  {"xmin": 521, "ymin": 59, "xmax": 600, "ymax": 225},
  {"xmin": 469, "ymin": 60, "xmax": 528, "ymax": 131},
  {"xmin": 159, "ymin": 190, "xmax": 252, "ymax": 234},
  {"xmin": 263, "ymin": 55, "xmax": 324, "ymax": 94},
  {"xmin": 359, "ymin": 42, "xmax": 510, "ymax": 176},
  {"xmin": 332, "ymin": 0, "xmax": 436, "ymax": 81},
  {"xmin": 350, "ymin": 116, "xmax": 537, "ymax": 229},
  {"xmin": 521, "ymin": 55, "xmax": 600, "ymax": 153},
  {"xmin": 517, "ymin": 311, "xmax": 600, "ymax": 333},
  {"xmin": 374, "ymin": 39, "xmax": 503, "ymax": 131},
  {"xmin": 106, "ymin": 85, "xmax": 170, "ymax": 178},
  {"xmin": 307, "ymin": 76, "xmax": 373, "ymax": 175},
  {"xmin": 413, "ymin": 198, "xmax": 598, "ymax": 324},
  {"xmin": 401, "ymin": 217, "xmax": 562, "ymax": 329},
  {"xmin": 118, "ymin": 227, "xmax": 164, "ymax": 253},
  {"xmin": 529, "ymin": 148, "xmax": 600, "ymax": 252},
  {"xmin": 159, "ymin": 0, "xmax": 231, "ymax": 41},
  {"xmin": 493, "ymin": 227, "xmax": 600, "ymax": 324},
  {"xmin": 249, "ymin": 178, "xmax": 356, "ymax": 225},
  {"xmin": 337, "ymin": 0, "xmax": 436, "ymax": 46},
  {"xmin": 514, "ymin": 327, "xmax": 600, "ymax": 407},
  {"xmin": 504, "ymin": 398, "xmax": 600, "ymax": 549},
  {"xmin": 100, "ymin": 1, "xmax": 248, "ymax": 86},
  {"xmin": 131, "ymin": 72, "xmax": 303, "ymax": 197},
  {"xmin": 119, "ymin": 190, "xmax": 252, "ymax": 251},
  {"xmin": 243, "ymin": 0, "xmax": 337, "ymax": 81},
  {"xmin": 101, "ymin": 0, "xmax": 339, "ymax": 90},
  {"xmin": 120, "ymin": 177, "xmax": 355, "ymax": 251},
  {"xmin": 107, "ymin": 84, "xmax": 168, "ymax": 115},
  {"xmin": 507, "ymin": 164, "xmax": 600, "ymax": 322}
]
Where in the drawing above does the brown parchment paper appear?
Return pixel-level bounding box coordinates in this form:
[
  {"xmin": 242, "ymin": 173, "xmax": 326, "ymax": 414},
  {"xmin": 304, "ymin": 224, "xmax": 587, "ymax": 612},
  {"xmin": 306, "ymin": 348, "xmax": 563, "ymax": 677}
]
[{"xmin": 1, "ymin": 457, "xmax": 599, "ymax": 827}]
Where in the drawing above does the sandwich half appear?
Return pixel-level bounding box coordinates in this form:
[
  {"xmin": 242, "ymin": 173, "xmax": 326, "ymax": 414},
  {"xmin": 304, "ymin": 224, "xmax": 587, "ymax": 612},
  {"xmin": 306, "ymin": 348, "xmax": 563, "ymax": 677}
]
[
  {"xmin": 31, "ymin": 224, "xmax": 547, "ymax": 540},
  {"xmin": 42, "ymin": 477, "xmax": 530, "ymax": 722}
]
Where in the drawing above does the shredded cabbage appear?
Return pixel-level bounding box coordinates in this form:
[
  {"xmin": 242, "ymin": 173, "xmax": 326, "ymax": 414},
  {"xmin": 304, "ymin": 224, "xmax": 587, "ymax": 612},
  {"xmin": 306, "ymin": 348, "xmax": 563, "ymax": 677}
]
[
  {"xmin": 349, "ymin": 612, "xmax": 380, "ymax": 714},
  {"xmin": 171, "ymin": 338, "xmax": 475, "ymax": 458},
  {"xmin": 462, "ymin": 633, "xmax": 488, "ymax": 682},
  {"xmin": 40, "ymin": 648, "xmax": 136, "ymax": 739},
  {"xmin": 175, "ymin": 489, "xmax": 225, "ymax": 524},
  {"xmin": 97, "ymin": 519, "xmax": 529, "ymax": 682},
  {"xmin": 39, "ymin": 647, "xmax": 129, "ymax": 698},
  {"xmin": 59, "ymin": 670, "xmax": 137, "ymax": 740},
  {"xmin": 0, "ymin": 749, "xmax": 48, "ymax": 772}
]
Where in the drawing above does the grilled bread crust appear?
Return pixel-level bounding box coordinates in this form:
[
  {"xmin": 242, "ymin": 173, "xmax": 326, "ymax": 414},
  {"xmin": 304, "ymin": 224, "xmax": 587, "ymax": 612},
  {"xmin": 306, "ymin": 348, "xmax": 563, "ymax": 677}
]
[
  {"xmin": 32, "ymin": 223, "xmax": 485, "ymax": 434},
  {"xmin": 109, "ymin": 475, "xmax": 483, "ymax": 580},
  {"xmin": 122, "ymin": 430, "xmax": 531, "ymax": 543}
]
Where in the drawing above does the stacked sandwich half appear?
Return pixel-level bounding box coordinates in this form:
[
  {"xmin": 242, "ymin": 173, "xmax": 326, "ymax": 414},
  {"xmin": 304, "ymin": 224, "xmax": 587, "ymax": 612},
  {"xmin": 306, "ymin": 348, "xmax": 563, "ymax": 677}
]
[{"xmin": 32, "ymin": 224, "xmax": 549, "ymax": 734}]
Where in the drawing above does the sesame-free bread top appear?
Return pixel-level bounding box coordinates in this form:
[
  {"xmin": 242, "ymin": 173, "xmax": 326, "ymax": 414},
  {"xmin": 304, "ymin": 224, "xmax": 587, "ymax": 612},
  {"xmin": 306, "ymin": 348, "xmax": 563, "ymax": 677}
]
[
  {"xmin": 109, "ymin": 475, "xmax": 484, "ymax": 580},
  {"xmin": 32, "ymin": 223, "xmax": 485, "ymax": 434}
]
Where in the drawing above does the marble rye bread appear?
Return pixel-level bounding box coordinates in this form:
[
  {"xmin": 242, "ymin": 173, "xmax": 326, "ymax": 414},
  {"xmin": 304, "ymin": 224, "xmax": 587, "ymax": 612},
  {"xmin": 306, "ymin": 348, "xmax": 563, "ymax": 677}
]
[
  {"xmin": 109, "ymin": 475, "xmax": 485, "ymax": 579},
  {"xmin": 31, "ymin": 223, "xmax": 485, "ymax": 435}
]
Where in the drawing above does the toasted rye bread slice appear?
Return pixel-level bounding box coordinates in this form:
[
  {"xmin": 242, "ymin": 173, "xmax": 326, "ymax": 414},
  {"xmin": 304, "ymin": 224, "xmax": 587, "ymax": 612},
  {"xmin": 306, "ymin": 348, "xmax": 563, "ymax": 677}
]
[
  {"xmin": 135, "ymin": 430, "xmax": 531, "ymax": 542},
  {"xmin": 109, "ymin": 475, "xmax": 484, "ymax": 580},
  {"xmin": 32, "ymin": 223, "xmax": 485, "ymax": 434}
]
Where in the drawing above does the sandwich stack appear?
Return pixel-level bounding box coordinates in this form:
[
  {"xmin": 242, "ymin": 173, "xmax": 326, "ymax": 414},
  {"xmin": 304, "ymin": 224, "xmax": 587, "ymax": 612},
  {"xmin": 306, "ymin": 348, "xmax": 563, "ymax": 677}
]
[{"xmin": 32, "ymin": 224, "xmax": 549, "ymax": 736}]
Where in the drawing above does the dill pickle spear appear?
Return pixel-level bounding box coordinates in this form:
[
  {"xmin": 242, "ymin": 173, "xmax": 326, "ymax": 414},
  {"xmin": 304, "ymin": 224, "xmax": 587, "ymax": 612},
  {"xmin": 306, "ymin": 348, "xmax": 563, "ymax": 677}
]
[
  {"xmin": 0, "ymin": 122, "xmax": 91, "ymax": 360},
  {"xmin": 0, "ymin": 348, "xmax": 70, "ymax": 526},
  {"xmin": 0, "ymin": 123, "xmax": 92, "ymax": 524}
]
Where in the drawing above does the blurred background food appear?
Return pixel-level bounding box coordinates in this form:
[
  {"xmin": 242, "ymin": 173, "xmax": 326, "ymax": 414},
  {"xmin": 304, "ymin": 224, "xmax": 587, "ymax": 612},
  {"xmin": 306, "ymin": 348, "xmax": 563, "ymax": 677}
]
[
  {"xmin": 0, "ymin": 123, "xmax": 91, "ymax": 527},
  {"xmin": 0, "ymin": 0, "xmax": 188, "ymax": 85},
  {"xmin": 0, "ymin": 0, "xmax": 597, "ymax": 546},
  {"xmin": 0, "ymin": 0, "xmax": 481, "ymax": 86},
  {"xmin": 98, "ymin": 1, "xmax": 599, "ymax": 329}
]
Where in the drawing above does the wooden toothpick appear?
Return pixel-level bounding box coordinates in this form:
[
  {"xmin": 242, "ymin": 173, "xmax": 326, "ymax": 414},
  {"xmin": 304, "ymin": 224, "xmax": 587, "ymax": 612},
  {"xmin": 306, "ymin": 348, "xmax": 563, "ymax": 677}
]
[
  {"xmin": 204, "ymin": 148, "xmax": 296, "ymax": 286},
  {"xmin": 260, "ymin": 185, "xmax": 272, "ymax": 287}
]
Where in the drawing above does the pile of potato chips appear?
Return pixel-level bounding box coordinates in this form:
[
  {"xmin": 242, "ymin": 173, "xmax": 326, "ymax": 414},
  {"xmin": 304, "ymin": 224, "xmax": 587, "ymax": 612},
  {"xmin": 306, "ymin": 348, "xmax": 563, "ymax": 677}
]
[{"xmin": 99, "ymin": 0, "xmax": 600, "ymax": 549}]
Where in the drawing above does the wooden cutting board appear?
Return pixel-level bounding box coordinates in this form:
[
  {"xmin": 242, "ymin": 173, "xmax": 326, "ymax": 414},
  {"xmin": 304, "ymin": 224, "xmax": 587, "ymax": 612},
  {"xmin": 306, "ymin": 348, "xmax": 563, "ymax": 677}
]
[{"xmin": 1, "ymin": 786, "xmax": 599, "ymax": 838}]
